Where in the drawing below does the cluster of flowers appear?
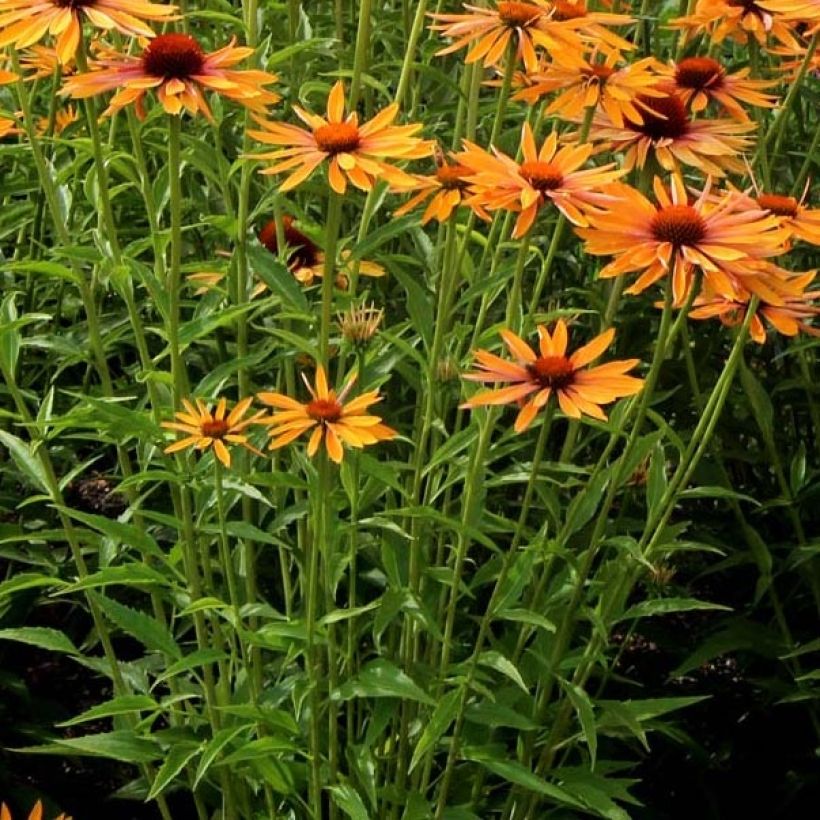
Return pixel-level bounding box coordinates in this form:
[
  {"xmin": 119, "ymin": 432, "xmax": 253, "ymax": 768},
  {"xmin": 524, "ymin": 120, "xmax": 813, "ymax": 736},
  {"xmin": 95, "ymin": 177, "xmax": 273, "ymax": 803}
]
[{"xmin": 1, "ymin": 0, "xmax": 818, "ymax": 466}]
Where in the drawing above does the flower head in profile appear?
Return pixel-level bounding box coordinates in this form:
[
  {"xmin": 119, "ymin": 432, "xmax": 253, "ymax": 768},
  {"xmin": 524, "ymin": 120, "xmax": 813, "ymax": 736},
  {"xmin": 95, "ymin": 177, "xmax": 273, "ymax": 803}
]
[
  {"xmin": 429, "ymin": 1, "xmax": 587, "ymax": 73},
  {"xmin": 17, "ymin": 45, "xmax": 75, "ymax": 79},
  {"xmin": 338, "ymin": 303, "xmax": 385, "ymax": 347},
  {"xmin": 546, "ymin": 0, "xmax": 636, "ymax": 57},
  {"xmin": 258, "ymin": 216, "xmax": 386, "ymax": 287},
  {"xmin": 588, "ymin": 88, "xmax": 754, "ymax": 177},
  {"xmin": 576, "ymin": 175, "xmax": 791, "ymax": 304},
  {"xmin": 162, "ymin": 397, "xmax": 265, "ymax": 468},
  {"xmin": 0, "ymin": 0, "xmax": 179, "ymax": 64},
  {"xmin": 1, "ymin": 799, "xmax": 70, "ymax": 820},
  {"xmin": 259, "ymin": 366, "xmax": 396, "ymax": 464},
  {"xmin": 760, "ymin": 0, "xmax": 820, "ymax": 35},
  {"xmin": 61, "ymin": 34, "xmax": 279, "ymax": 120},
  {"xmin": 394, "ymin": 149, "xmax": 475, "ymax": 223},
  {"xmin": 513, "ymin": 51, "xmax": 665, "ymax": 128},
  {"xmin": 754, "ymin": 190, "xmax": 820, "ymax": 245},
  {"xmin": 690, "ymin": 271, "xmax": 820, "ymax": 343},
  {"xmin": 462, "ymin": 320, "xmax": 642, "ymax": 429},
  {"xmin": 456, "ymin": 121, "xmax": 623, "ymax": 237},
  {"xmin": 670, "ymin": 0, "xmax": 802, "ymax": 48},
  {"xmin": 248, "ymin": 80, "xmax": 432, "ymax": 194},
  {"xmin": 661, "ymin": 57, "xmax": 777, "ymax": 121}
]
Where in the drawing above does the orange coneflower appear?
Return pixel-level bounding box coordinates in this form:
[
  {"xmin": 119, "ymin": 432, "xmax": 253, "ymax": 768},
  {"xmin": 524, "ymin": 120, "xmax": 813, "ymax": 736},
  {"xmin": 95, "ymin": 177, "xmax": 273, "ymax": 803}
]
[
  {"xmin": 248, "ymin": 80, "xmax": 431, "ymax": 195},
  {"xmin": 545, "ymin": 0, "xmax": 636, "ymax": 56},
  {"xmin": 576, "ymin": 175, "xmax": 791, "ymax": 304},
  {"xmin": 1, "ymin": 801, "xmax": 71, "ymax": 820},
  {"xmin": 394, "ymin": 150, "xmax": 475, "ymax": 223},
  {"xmin": 461, "ymin": 320, "xmax": 643, "ymax": 428},
  {"xmin": 37, "ymin": 105, "xmax": 78, "ymax": 135},
  {"xmin": 587, "ymin": 88, "xmax": 755, "ymax": 176},
  {"xmin": 258, "ymin": 216, "xmax": 386, "ymax": 287},
  {"xmin": 258, "ymin": 366, "xmax": 397, "ymax": 464},
  {"xmin": 162, "ymin": 397, "xmax": 266, "ymax": 468},
  {"xmin": 0, "ymin": 116, "xmax": 20, "ymax": 138},
  {"xmin": 0, "ymin": 0, "xmax": 178, "ymax": 64},
  {"xmin": 429, "ymin": 1, "xmax": 587, "ymax": 72},
  {"xmin": 456, "ymin": 121, "xmax": 623, "ymax": 237},
  {"xmin": 18, "ymin": 45, "xmax": 76, "ymax": 79},
  {"xmin": 768, "ymin": 39, "xmax": 820, "ymax": 81},
  {"xmin": 513, "ymin": 50, "xmax": 666, "ymax": 128},
  {"xmin": 670, "ymin": 0, "xmax": 802, "ymax": 48},
  {"xmin": 660, "ymin": 56, "xmax": 778, "ymax": 120},
  {"xmin": 689, "ymin": 271, "xmax": 820, "ymax": 343},
  {"xmin": 61, "ymin": 34, "xmax": 279, "ymax": 121},
  {"xmin": 754, "ymin": 191, "xmax": 820, "ymax": 245},
  {"xmin": 760, "ymin": 0, "xmax": 820, "ymax": 34}
]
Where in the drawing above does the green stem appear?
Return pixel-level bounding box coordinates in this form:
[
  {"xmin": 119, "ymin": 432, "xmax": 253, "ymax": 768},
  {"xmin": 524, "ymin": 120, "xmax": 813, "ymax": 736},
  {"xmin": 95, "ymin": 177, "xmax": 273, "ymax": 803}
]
[
  {"xmin": 489, "ymin": 41, "xmax": 517, "ymax": 147},
  {"xmin": 167, "ymin": 114, "xmax": 189, "ymax": 404},
  {"xmin": 395, "ymin": 0, "xmax": 429, "ymax": 108},
  {"xmin": 321, "ymin": 192, "xmax": 344, "ymax": 366},
  {"xmin": 349, "ymin": 0, "xmax": 373, "ymax": 109}
]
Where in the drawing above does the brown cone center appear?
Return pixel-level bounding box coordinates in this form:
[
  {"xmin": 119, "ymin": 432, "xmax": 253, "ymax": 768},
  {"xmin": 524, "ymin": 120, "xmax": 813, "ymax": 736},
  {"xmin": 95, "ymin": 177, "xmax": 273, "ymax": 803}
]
[
  {"xmin": 651, "ymin": 204, "xmax": 707, "ymax": 246},
  {"xmin": 143, "ymin": 33, "xmax": 206, "ymax": 79},
  {"xmin": 528, "ymin": 355, "xmax": 575, "ymax": 388},
  {"xmin": 307, "ymin": 398, "xmax": 342, "ymax": 422},
  {"xmin": 315, "ymin": 121, "xmax": 360, "ymax": 154},
  {"xmin": 520, "ymin": 160, "xmax": 564, "ymax": 191}
]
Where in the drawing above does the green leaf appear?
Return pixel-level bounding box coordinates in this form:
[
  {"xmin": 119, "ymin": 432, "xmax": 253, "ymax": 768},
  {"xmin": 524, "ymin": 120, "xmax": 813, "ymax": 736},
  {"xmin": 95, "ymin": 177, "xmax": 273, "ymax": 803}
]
[
  {"xmin": 94, "ymin": 593, "xmax": 182, "ymax": 659},
  {"xmin": 333, "ymin": 660, "xmax": 435, "ymax": 705},
  {"xmin": 194, "ymin": 726, "xmax": 249, "ymax": 789},
  {"xmin": 56, "ymin": 506, "xmax": 164, "ymax": 559},
  {"xmin": 620, "ymin": 597, "xmax": 731, "ymax": 621},
  {"xmin": 409, "ymin": 688, "xmax": 461, "ymax": 773},
  {"xmin": 478, "ymin": 651, "xmax": 528, "ymax": 694},
  {"xmin": 0, "ymin": 430, "xmax": 49, "ymax": 494},
  {"xmin": 463, "ymin": 752, "xmax": 584, "ymax": 810},
  {"xmin": 740, "ymin": 362, "xmax": 774, "ymax": 444},
  {"xmin": 561, "ymin": 681, "xmax": 597, "ymax": 770},
  {"xmin": 148, "ymin": 743, "xmax": 202, "ymax": 799},
  {"xmin": 497, "ymin": 607, "xmax": 556, "ymax": 634},
  {"xmin": 56, "ymin": 564, "xmax": 173, "ymax": 594},
  {"xmin": 0, "ymin": 626, "xmax": 79, "ymax": 655},
  {"xmin": 0, "ymin": 572, "xmax": 65, "ymax": 598},
  {"xmin": 15, "ymin": 731, "xmax": 161, "ymax": 764},
  {"xmin": 248, "ymin": 243, "xmax": 309, "ymax": 314},
  {"xmin": 646, "ymin": 443, "xmax": 667, "ymax": 518},
  {"xmin": 58, "ymin": 695, "xmax": 159, "ymax": 727},
  {"xmin": 153, "ymin": 649, "xmax": 229, "ymax": 687},
  {"xmin": 391, "ymin": 267, "xmax": 433, "ymax": 348},
  {"xmin": 349, "ymin": 214, "xmax": 419, "ymax": 261},
  {"xmin": 465, "ymin": 702, "xmax": 537, "ymax": 731},
  {"xmin": 328, "ymin": 783, "xmax": 370, "ymax": 820}
]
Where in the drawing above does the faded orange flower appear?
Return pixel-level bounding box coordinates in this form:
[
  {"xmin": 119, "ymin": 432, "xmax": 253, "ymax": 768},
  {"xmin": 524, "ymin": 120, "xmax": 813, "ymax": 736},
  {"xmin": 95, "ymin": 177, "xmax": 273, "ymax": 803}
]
[
  {"xmin": 1, "ymin": 800, "xmax": 71, "ymax": 820},
  {"xmin": 162, "ymin": 397, "xmax": 265, "ymax": 468},
  {"xmin": 248, "ymin": 80, "xmax": 431, "ymax": 194},
  {"xmin": 429, "ymin": 1, "xmax": 586, "ymax": 72},
  {"xmin": 660, "ymin": 57, "xmax": 777, "ymax": 121},
  {"xmin": 394, "ymin": 156, "xmax": 474, "ymax": 223},
  {"xmin": 462, "ymin": 320, "xmax": 643, "ymax": 428},
  {"xmin": 754, "ymin": 191, "xmax": 820, "ymax": 245},
  {"xmin": 258, "ymin": 216, "xmax": 386, "ymax": 287},
  {"xmin": 513, "ymin": 51, "xmax": 665, "ymax": 128},
  {"xmin": 259, "ymin": 366, "xmax": 397, "ymax": 464},
  {"xmin": 690, "ymin": 271, "xmax": 820, "ymax": 343},
  {"xmin": 670, "ymin": 0, "xmax": 802, "ymax": 48},
  {"xmin": 576, "ymin": 175, "xmax": 791, "ymax": 304},
  {"xmin": 0, "ymin": 0, "xmax": 179, "ymax": 64},
  {"xmin": 456, "ymin": 121, "xmax": 623, "ymax": 237},
  {"xmin": 61, "ymin": 34, "xmax": 279, "ymax": 120},
  {"xmin": 587, "ymin": 88, "xmax": 754, "ymax": 177}
]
